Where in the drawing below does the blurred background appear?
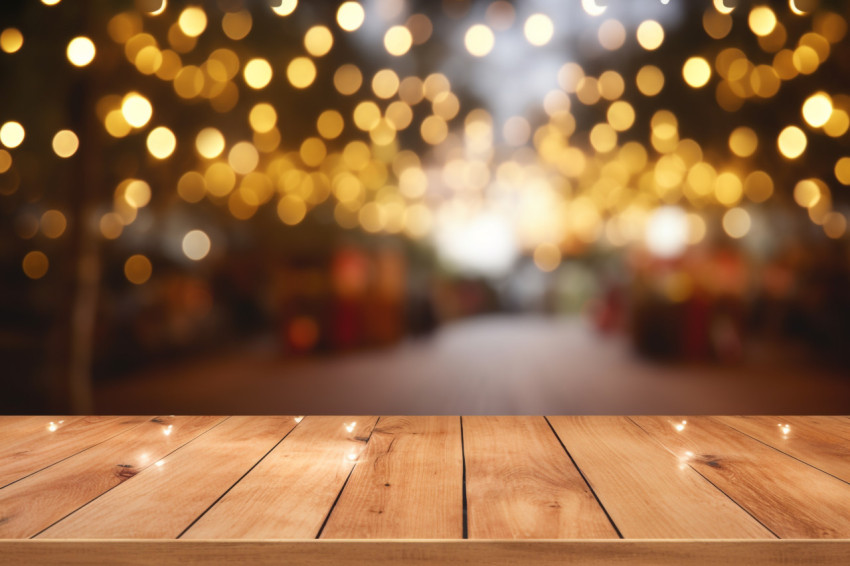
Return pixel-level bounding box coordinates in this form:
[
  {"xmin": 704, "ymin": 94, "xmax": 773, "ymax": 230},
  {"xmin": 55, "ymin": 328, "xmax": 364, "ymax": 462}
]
[{"xmin": 2, "ymin": 0, "xmax": 850, "ymax": 415}]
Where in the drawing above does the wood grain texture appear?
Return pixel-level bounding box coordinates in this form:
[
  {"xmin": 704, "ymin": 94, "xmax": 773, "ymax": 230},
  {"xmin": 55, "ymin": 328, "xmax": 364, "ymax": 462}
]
[
  {"xmin": 320, "ymin": 416, "xmax": 463, "ymax": 539},
  {"xmin": 37, "ymin": 416, "xmax": 296, "ymax": 539},
  {"xmin": 0, "ymin": 417, "xmax": 81, "ymax": 451},
  {"xmin": 2, "ymin": 540, "xmax": 850, "ymax": 566},
  {"xmin": 0, "ymin": 417, "xmax": 148, "ymax": 488},
  {"xmin": 718, "ymin": 416, "xmax": 850, "ymax": 484},
  {"xmin": 547, "ymin": 416, "xmax": 772, "ymax": 539},
  {"xmin": 182, "ymin": 416, "xmax": 377, "ymax": 539},
  {"xmin": 0, "ymin": 416, "xmax": 223, "ymax": 538},
  {"xmin": 463, "ymin": 416, "xmax": 617, "ymax": 539},
  {"xmin": 631, "ymin": 416, "xmax": 850, "ymax": 538}
]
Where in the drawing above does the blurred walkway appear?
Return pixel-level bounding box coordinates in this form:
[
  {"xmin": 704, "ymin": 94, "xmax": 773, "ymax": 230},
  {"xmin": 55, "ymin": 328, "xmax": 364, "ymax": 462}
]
[{"xmin": 95, "ymin": 315, "xmax": 850, "ymax": 415}]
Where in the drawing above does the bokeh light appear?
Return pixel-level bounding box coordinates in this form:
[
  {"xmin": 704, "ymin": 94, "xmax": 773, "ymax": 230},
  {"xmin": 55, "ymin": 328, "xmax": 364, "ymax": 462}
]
[
  {"xmin": 124, "ymin": 254, "xmax": 152, "ymax": 284},
  {"xmin": 182, "ymin": 229, "xmax": 211, "ymax": 260},
  {"xmin": 465, "ymin": 24, "xmax": 494, "ymax": 57},
  {"xmin": 0, "ymin": 28, "xmax": 23, "ymax": 53},
  {"xmin": 524, "ymin": 14, "xmax": 554, "ymax": 47},
  {"xmin": 0, "ymin": 121, "xmax": 25, "ymax": 148},
  {"xmin": 337, "ymin": 2, "xmax": 365, "ymax": 32},
  {"xmin": 66, "ymin": 36, "xmax": 95, "ymax": 66},
  {"xmin": 777, "ymin": 126, "xmax": 807, "ymax": 158},
  {"xmin": 22, "ymin": 251, "xmax": 48, "ymax": 279}
]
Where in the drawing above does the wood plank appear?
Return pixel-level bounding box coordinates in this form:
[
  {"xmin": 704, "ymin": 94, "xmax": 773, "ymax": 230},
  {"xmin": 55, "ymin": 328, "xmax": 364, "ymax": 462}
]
[
  {"xmin": 2, "ymin": 540, "xmax": 850, "ymax": 566},
  {"xmin": 182, "ymin": 416, "xmax": 377, "ymax": 539},
  {"xmin": 0, "ymin": 417, "xmax": 80, "ymax": 446},
  {"xmin": 631, "ymin": 416, "xmax": 850, "ymax": 538},
  {"xmin": 547, "ymin": 416, "xmax": 772, "ymax": 539},
  {"xmin": 717, "ymin": 416, "xmax": 850, "ymax": 484},
  {"xmin": 0, "ymin": 416, "xmax": 148, "ymax": 488},
  {"xmin": 319, "ymin": 416, "xmax": 463, "ymax": 539},
  {"xmin": 0, "ymin": 416, "xmax": 223, "ymax": 538},
  {"xmin": 463, "ymin": 416, "xmax": 617, "ymax": 539},
  {"xmin": 37, "ymin": 416, "xmax": 297, "ymax": 539}
]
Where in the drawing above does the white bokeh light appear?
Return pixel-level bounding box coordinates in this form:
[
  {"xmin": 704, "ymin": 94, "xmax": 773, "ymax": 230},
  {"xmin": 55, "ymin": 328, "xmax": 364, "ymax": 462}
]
[{"xmin": 645, "ymin": 206, "xmax": 689, "ymax": 258}]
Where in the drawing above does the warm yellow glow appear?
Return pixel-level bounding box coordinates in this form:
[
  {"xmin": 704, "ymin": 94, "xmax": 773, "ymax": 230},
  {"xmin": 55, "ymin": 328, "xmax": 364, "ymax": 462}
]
[
  {"xmin": 146, "ymin": 126, "xmax": 176, "ymax": 159},
  {"xmin": 802, "ymin": 92, "xmax": 833, "ymax": 127},
  {"xmin": 177, "ymin": 171, "xmax": 206, "ymax": 203},
  {"xmin": 66, "ymin": 36, "xmax": 95, "ymax": 66},
  {"xmin": 100, "ymin": 212, "xmax": 124, "ymax": 239},
  {"xmin": 121, "ymin": 93, "xmax": 152, "ymax": 128},
  {"xmin": 793, "ymin": 179, "xmax": 821, "ymax": 208},
  {"xmin": 792, "ymin": 45, "xmax": 819, "ymax": 74},
  {"xmin": 713, "ymin": 0, "xmax": 734, "ymax": 15},
  {"xmin": 433, "ymin": 92, "xmax": 460, "ymax": 120},
  {"xmin": 178, "ymin": 6, "xmax": 207, "ymax": 38},
  {"xmin": 533, "ymin": 243, "xmax": 561, "ymax": 272},
  {"xmin": 465, "ymin": 24, "xmax": 495, "ymax": 57},
  {"xmin": 228, "ymin": 141, "xmax": 259, "ymax": 174},
  {"xmin": 636, "ymin": 20, "xmax": 664, "ymax": 51},
  {"xmin": 287, "ymin": 57, "xmax": 316, "ymax": 88},
  {"xmin": 243, "ymin": 58, "xmax": 273, "ymax": 89},
  {"xmin": 835, "ymin": 157, "xmax": 850, "ymax": 185},
  {"xmin": 277, "ymin": 195, "xmax": 306, "ymax": 225},
  {"xmin": 304, "ymin": 25, "xmax": 333, "ymax": 57},
  {"xmin": 744, "ymin": 170, "xmax": 774, "ymax": 203},
  {"xmin": 682, "ymin": 57, "xmax": 711, "ymax": 88},
  {"xmin": 300, "ymin": 137, "xmax": 326, "ymax": 167},
  {"xmin": 105, "ymin": 110, "xmax": 131, "ymax": 138},
  {"xmin": 337, "ymin": 2, "xmax": 365, "ymax": 32},
  {"xmin": 703, "ymin": 9, "xmax": 732, "ymax": 39},
  {"xmin": 823, "ymin": 212, "xmax": 847, "ymax": 239},
  {"xmin": 372, "ymin": 69, "xmax": 399, "ymax": 99},
  {"xmin": 421, "ymin": 115, "xmax": 448, "ymax": 145},
  {"xmin": 134, "ymin": 45, "xmax": 163, "ymax": 75},
  {"xmin": 1, "ymin": 28, "xmax": 23, "ymax": 53},
  {"xmin": 334, "ymin": 64, "xmax": 362, "ymax": 95},
  {"xmin": 40, "ymin": 210, "xmax": 66, "ymax": 238},
  {"xmin": 636, "ymin": 65, "xmax": 664, "ymax": 96},
  {"xmin": 124, "ymin": 254, "xmax": 152, "ymax": 285},
  {"xmin": 607, "ymin": 101, "xmax": 635, "ymax": 131},
  {"xmin": 182, "ymin": 230, "xmax": 211, "ymax": 260},
  {"xmin": 125, "ymin": 179, "xmax": 152, "ymax": 208},
  {"xmin": 196, "ymin": 127, "xmax": 225, "ymax": 158},
  {"xmin": 748, "ymin": 6, "xmax": 776, "ymax": 37},
  {"xmin": 722, "ymin": 207, "xmax": 751, "ymax": 239},
  {"xmin": 524, "ymin": 13, "xmax": 554, "ymax": 46},
  {"xmin": 729, "ymin": 127, "xmax": 758, "ymax": 157},
  {"xmin": 777, "ymin": 126, "xmax": 807, "ymax": 158},
  {"xmin": 590, "ymin": 123, "xmax": 617, "ymax": 153},
  {"xmin": 353, "ymin": 101, "xmax": 381, "ymax": 131},
  {"xmin": 52, "ymin": 129, "xmax": 79, "ymax": 158},
  {"xmin": 222, "ymin": 10, "xmax": 251, "ymax": 40},
  {"xmin": 41, "ymin": 0, "xmax": 62, "ymax": 5},
  {"xmin": 824, "ymin": 109, "xmax": 850, "ymax": 138},
  {"xmin": 789, "ymin": 0, "xmax": 807, "ymax": 15},
  {"xmin": 715, "ymin": 171, "xmax": 743, "ymax": 206},
  {"xmin": 22, "ymin": 251, "xmax": 49, "ymax": 280},
  {"xmin": 0, "ymin": 121, "xmax": 25, "ymax": 148},
  {"xmin": 0, "ymin": 149, "xmax": 10, "ymax": 173},
  {"xmin": 249, "ymin": 103, "xmax": 277, "ymax": 133},
  {"xmin": 205, "ymin": 162, "xmax": 236, "ymax": 196},
  {"xmin": 384, "ymin": 25, "xmax": 413, "ymax": 56},
  {"xmin": 271, "ymin": 0, "xmax": 297, "ymax": 17},
  {"xmin": 317, "ymin": 110, "xmax": 344, "ymax": 139}
]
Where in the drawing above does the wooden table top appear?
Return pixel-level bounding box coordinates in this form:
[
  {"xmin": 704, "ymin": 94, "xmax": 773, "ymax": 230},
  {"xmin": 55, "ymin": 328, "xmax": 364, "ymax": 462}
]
[{"xmin": 1, "ymin": 415, "xmax": 850, "ymax": 565}]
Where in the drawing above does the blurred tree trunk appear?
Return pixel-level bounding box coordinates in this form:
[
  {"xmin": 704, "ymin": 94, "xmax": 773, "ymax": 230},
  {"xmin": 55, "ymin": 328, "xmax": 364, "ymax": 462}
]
[{"xmin": 49, "ymin": 6, "xmax": 103, "ymax": 414}]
